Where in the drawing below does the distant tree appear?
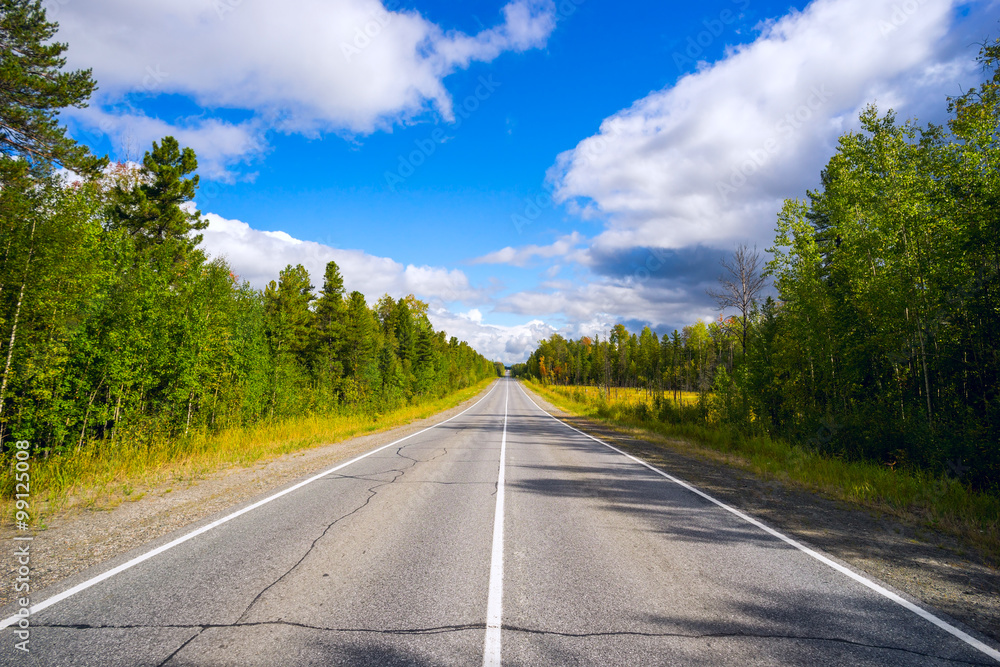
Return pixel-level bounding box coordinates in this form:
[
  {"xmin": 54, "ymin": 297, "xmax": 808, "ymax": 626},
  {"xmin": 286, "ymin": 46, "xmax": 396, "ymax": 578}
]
[
  {"xmin": 637, "ymin": 326, "xmax": 658, "ymax": 392},
  {"xmin": 342, "ymin": 291, "xmax": 380, "ymax": 398},
  {"xmin": 313, "ymin": 261, "xmax": 347, "ymax": 387},
  {"xmin": 402, "ymin": 294, "xmax": 429, "ymax": 321},
  {"xmin": 264, "ymin": 264, "xmax": 315, "ymax": 362},
  {"xmin": 391, "ymin": 299, "xmax": 416, "ymax": 369},
  {"xmin": 708, "ymin": 244, "xmax": 768, "ymax": 357},
  {"xmin": 375, "ymin": 294, "xmax": 396, "ymax": 332}
]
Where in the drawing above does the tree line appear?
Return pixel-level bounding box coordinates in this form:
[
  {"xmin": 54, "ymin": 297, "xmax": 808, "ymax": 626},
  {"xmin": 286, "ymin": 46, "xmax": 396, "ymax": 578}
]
[
  {"xmin": 515, "ymin": 40, "xmax": 1000, "ymax": 492},
  {"xmin": 0, "ymin": 1, "xmax": 500, "ymax": 456}
]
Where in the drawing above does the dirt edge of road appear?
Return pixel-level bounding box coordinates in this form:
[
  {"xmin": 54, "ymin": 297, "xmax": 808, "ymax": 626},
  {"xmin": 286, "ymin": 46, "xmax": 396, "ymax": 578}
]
[
  {"xmin": 0, "ymin": 382, "xmax": 500, "ymax": 612},
  {"xmin": 519, "ymin": 383, "xmax": 1000, "ymax": 646}
]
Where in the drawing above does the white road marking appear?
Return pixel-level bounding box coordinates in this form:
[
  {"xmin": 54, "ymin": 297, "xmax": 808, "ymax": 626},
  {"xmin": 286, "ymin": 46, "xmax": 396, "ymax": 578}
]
[
  {"xmin": 483, "ymin": 379, "xmax": 509, "ymax": 667},
  {"xmin": 515, "ymin": 383, "xmax": 1000, "ymax": 664},
  {"xmin": 0, "ymin": 381, "xmax": 502, "ymax": 631}
]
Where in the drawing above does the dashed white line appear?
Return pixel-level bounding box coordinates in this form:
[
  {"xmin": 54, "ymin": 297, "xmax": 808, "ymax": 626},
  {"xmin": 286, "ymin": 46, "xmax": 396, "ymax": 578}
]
[
  {"xmin": 483, "ymin": 378, "xmax": 509, "ymax": 667},
  {"xmin": 515, "ymin": 382, "xmax": 1000, "ymax": 665}
]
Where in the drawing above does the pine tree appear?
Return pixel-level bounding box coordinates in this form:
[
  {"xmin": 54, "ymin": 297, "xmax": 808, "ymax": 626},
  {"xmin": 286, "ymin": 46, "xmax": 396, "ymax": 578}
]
[
  {"xmin": 105, "ymin": 137, "xmax": 206, "ymax": 261},
  {"xmin": 313, "ymin": 260, "xmax": 347, "ymax": 387},
  {"xmin": 0, "ymin": 0, "xmax": 104, "ymax": 174},
  {"xmin": 342, "ymin": 291, "xmax": 379, "ymax": 399},
  {"xmin": 264, "ymin": 264, "xmax": 315, "ymax": 363}
]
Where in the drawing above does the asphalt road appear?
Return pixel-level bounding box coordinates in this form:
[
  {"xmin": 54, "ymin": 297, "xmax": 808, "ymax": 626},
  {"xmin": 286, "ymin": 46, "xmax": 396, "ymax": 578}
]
[{"xmin": 2, "ymin": 378, "xmax": 998, "ymax": 666}]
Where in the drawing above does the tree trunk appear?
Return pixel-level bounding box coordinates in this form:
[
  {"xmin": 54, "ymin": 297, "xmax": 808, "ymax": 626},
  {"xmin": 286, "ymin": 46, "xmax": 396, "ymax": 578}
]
[
  {"xmin": 0, "ymin": 218, "xmax": 36, "ymax": 425},
  {"xmin": 77, "ymin": 384, "xmax": 102, "ymax": 451},
  {"xmin": 916, "ymin": 319, "xmax": 933, "ymax": 427},
  {"xmin": 0, "ymin": 279, "xmax": 26, "ymax": 425},
  {"xmin": 185, "ymin": 393, "xmax": 194, "ymax": 437}
]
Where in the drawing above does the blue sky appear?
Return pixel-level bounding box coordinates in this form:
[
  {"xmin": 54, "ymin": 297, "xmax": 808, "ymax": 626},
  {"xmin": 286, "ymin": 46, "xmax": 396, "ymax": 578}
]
[{"xmin": 55, "ymin": 0, "xmax": 996, "ymax": 362}]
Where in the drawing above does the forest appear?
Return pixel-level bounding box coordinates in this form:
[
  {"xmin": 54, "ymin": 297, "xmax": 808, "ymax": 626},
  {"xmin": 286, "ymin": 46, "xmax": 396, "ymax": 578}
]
[
  {"xmin": 515, "ymin": 41, "xmax": 1000, "ymax": 493},
  {"xmin": 0, "ymin": 2, "xmax": 500, "ymax": 466}
]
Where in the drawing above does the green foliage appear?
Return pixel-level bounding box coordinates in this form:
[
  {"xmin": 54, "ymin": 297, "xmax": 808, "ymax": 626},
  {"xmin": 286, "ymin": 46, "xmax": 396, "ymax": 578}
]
[
  {"xmin": 105, "ymin": 137, "xmax": 206, "ymax": 261},
  {"xmin": 0, "ymin": 0, "xmax": 104, "ymax": 174},
  {"xmin": 0, "ymin": 149, "xmax": 498, "ymax": 463}
]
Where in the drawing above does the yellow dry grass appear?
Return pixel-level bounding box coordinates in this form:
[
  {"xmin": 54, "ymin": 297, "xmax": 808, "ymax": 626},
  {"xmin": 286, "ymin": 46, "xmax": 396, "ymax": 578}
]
[{"xmin": 528, "ymin": 381, "xmax": 1000, "ymax": 564}]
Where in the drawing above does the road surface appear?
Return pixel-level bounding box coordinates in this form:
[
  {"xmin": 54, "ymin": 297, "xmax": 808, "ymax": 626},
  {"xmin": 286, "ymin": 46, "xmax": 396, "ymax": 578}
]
[{"xmin": 2, "ymin": 378, "xmax": 998, "ymax": 665}]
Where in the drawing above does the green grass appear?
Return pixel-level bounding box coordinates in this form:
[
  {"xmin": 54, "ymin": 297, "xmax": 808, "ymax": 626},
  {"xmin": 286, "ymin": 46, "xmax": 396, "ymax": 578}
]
[
  {"xmin": 527, "ymin": 381, "xmax": 1000, "ymax": 564},
  {"xmin": 2, "ymin": 379, "xmax": 495, "ymax": 523}
]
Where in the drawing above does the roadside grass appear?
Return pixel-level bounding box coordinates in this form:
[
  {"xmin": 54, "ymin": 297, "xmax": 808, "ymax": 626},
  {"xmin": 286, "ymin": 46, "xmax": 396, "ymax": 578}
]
[
  {"xmin": 562, "ymin": 385, "xmax": 701, "ymax": 407},
  {"xmin": 526, "ymin": 381, "xmax": 1000, "ymax": 564},
  {"xmin": 2, "ymin": 379, "xmax": 495, "ymax": 524}
]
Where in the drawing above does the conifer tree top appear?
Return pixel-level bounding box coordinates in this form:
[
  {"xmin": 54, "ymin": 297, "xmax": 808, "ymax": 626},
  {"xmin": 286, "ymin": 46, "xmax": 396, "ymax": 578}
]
[{"xmin": 0, "ymin": 0, "xmax": 104, "ymax": 174}]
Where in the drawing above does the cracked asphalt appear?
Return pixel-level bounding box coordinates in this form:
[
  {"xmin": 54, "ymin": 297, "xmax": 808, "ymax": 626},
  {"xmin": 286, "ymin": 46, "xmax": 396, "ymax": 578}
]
[{"xmin": 2, "ymin": 378, "xmax": 998, "ymax": 666}]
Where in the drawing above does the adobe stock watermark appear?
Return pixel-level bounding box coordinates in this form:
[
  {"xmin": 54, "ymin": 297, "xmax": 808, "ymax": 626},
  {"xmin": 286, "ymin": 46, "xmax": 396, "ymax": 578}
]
[
  {"xmin": 512, "ymin": 119, "xmax": 623, "ymax": 235},
  {"xmin": 192, "ymin": 123, "xmax": 269, "ymax": 207},
  {"xmin": 383, "ymin": 75, "xmax": 501, "ymax": 192},
  {"xmin": 42, "ymin": 0, "xmax": 70, "ymax": 18},
  {"xmin": 382, "ymin": 0, "xmax": 584, "ymax": 194},
  {"xmin": 74, "ymin": 117, "xmax": 119, "ymax": 156},
  {"xmin": 341, "ymin": 0, "xmax": 401, "ymax": 62},
  {"xmin": 141, "ymin": 64, "xmax": 169, "ymax": 92},
  {"xmin": 629, "ymin": 247, "xmax": 677, "ymax": 287},
  {"xmin": 512, "ymin": 182, "xmax": 558, "ymax": 235},
  {"xmin": 716, "ymin": 84, "xmax": 833, "ymax": 203},
  {"xmin": 806, "ymin": 418, "xmax": 840, "ymax": 450},
  {"xmin": 214, "ymin": 0, "xmax": 243, "ymax": 21},
  {"xmin": 878, "ymin": 0, "xmax": 926, "ymax": 37},
  {"xmin": 672, "ymin": 0, "xmax": 751, "ymax": 72},
  {"xmin": 10, "ymin": 440, "xmax": 33, "ymax": 654}
]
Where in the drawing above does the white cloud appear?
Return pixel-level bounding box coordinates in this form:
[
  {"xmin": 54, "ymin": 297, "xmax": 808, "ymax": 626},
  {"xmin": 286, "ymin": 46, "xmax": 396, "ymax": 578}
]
[
  {"xmin": 55, "ymin": 0, "xmax": 556, "ymax": 174},
  {"xmin": 496, "ymin": 279, "xmax": 710, "ymax": 332},
  {"xmin": 461, "ymin": 308, "xmax": 484, "ymax": 323},
  {"xmin": 69, "ymin": 107, "xmax": 267, "ymax": 181},
  {"xmin": 443, "ymin": 272, "xmax": 721, "ymax": 360},
  {"xmin": 550, "ymin": 0, "xmax": 990, "ymax": 253},
  {"xmin": 472, "ymin": 231, "xmax": 585, "ymax": 266},
  {"xmin": 198, "ymin": 211, "xmax": 481, "ymax": 304},
  {"xmin": 426, "ymin": 309, "xmax": 556, "ymax": 363}
]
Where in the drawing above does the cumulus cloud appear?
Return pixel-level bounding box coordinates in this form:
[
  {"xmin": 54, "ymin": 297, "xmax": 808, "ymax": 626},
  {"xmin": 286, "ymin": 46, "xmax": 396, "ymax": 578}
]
[
  {"xmin": 425, "ymin": 309, "xmax": 556, "ymax": 363},
  {"xmin": 550, "ymin": 0, "xmax": 990, "ymax": 253},
  {"xmin": 496, "ymin": 278, "xmax": 714, "ymax": 336},
  {"xmin": 198, "ymin": 211, "xmax": 482, "ymax": 304},
  {"xmin": 472, "ymin": 231, "xmax": 585, "ymax": 266},
  {"xmin": 195, "ymin": 211, "xmax": 723, "ymax": 362},
  {"xmin": 54, "ymin": 0, "xmax": 557, "ymax": 176},
  {"xmin": 69, "ymin": 108, "xmax": 268, "ymax": 181}
]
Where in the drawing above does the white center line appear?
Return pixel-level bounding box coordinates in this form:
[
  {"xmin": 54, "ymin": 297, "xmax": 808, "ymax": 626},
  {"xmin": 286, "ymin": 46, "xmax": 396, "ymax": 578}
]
[
  {"xmin": 0, "ymin": 381, "xmax": 501, "ymax": 631},
  {"xmin": 483, "ymin": 379, "xmax": 509, "ymax": 667},
  {"xmin": 515, "ymin": 382, "xmax": 1000, "ymax": 664}
]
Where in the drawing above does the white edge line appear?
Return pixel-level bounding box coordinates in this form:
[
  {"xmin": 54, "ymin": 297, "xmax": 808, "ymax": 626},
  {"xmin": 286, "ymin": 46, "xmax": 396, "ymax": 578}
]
[
  {"xmin": 515, "ymin": 382, "xmax": 1000, "ymax": 664},
  {"xmin": 0, "ymin": 380, "xmax": 502, "ymax": 631},
  {"xmin": 483, "ymin": 379, "xmax": 508, "ymax": 667}
]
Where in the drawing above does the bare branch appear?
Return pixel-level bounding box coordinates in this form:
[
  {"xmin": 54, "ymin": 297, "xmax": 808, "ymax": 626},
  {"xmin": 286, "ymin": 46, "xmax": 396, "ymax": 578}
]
[{"xmin": 707, "ymin": 244, "xmax": 767, "ymax": 356}]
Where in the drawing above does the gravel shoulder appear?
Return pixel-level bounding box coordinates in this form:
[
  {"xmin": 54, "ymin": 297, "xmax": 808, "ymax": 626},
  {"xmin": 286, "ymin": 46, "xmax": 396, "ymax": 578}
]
[
  {"xmin": 520, "ymin": 384, "xmax": 1000, "ymax": 645},
  {"xmin": 0, "ymin": 382, "xmax": 498, "ymax": 610}
]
